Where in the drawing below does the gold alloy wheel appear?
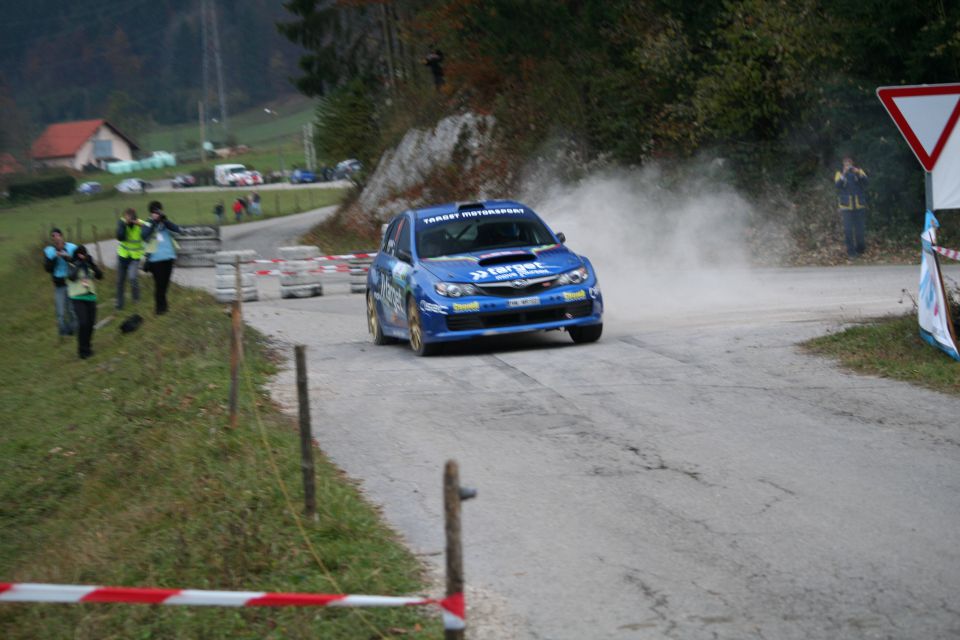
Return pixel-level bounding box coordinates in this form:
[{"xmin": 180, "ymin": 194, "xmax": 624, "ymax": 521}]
[
  {"xmin": 367, "ymin": 292, "xmax": 378, "ymax": 336},
  {"xmin": 407, "ymin": 298, "xmax": 423, "ymax": 352}
]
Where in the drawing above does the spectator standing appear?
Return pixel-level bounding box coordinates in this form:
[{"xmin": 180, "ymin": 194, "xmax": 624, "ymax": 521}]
[
  {"xmin": 233, "ymin": 198, "xmax": 244, "ymax": 222},
  {"xmin": 66, "ymin": 245, "xmax": 103, "ymax": 359},
  {"xmin": 423, "ymin": 47, "xmax": 445, "ymax": 89},
  {"xmin": 835, "ymin": 156, "xmax": 869, "ymax": 259},
  {"xmin": 213, "ymin": 200, "xmax": 224, "ymax": 225},
  {"xmin": 43, "ymin": 228, "xmax": 77, "ymax": 338},
  {"xmin": 141, "ymin": 201, "xmax": 182, "ymax": 315},
  {"xmin": 250, "ymin": 191, "xmax": 262, "ymax": 216},
  {"xmin": 115, "ymin": 208, "xmax": 147, "ymax": 310}
]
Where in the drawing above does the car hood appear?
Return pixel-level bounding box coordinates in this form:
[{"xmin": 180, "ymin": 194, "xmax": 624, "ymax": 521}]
[{"xmin": 419, "ymin": 245, "xmax": 582, "ymax": 284}]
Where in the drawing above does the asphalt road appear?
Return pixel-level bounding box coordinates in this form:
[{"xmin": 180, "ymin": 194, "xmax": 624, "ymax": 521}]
[{"xmin": 107, "ymin": 209, "xmax": 960, "ymax": 639}]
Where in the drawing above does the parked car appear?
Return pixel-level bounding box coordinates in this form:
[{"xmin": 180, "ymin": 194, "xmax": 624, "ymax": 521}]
[
  {"xmin": 366, "ymin": 200, "xmax": 603, "ymax": 356},
  {"xmin": 171, "ymin": 174, "xmax": 197, "ymax": 188},
  {"xmin": 77, "ymin": 181, "xmax": 102, "ymax": 195},
  {"xmin": 116, "ymin": 178, "xmax": 150, "ymax": 193},
  {"xmin": 290, "ymin": 168, "xmax": 317, "ymax": 184},
  {"xmin": 333, "ymin": 159, "xmax": 363, "ymax": 180}
]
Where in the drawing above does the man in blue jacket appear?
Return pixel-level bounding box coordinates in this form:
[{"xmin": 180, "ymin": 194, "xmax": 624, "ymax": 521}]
[
  {"xmin": 43, "ymin": 228, "xmax": 77, "ymax": 337},
  {"xmin": 141, "ymin": 200, "xmax": 182, "ymax": 315},
  {"xmin": 835, "ymin": 156, "xmax": 869, "ymax": 259}
]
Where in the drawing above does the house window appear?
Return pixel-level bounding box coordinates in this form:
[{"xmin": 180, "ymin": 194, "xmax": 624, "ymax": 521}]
[{"xmin": 93, "ymin": 140, "xmax": 113, "ymax": 159}]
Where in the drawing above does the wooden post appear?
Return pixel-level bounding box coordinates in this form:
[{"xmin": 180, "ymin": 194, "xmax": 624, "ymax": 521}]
[
  {"xmin": 295, "ymin": 345, "xmax": 317, "ymax": 519},
  {"xmin": 92, "ymin": 225, "xmax": 104, "ymax": 266},
  {"xmin": 228, "ymin": 256, "xmax": 243, "ymax": 429},
  {"xmin": 444, "ymin": 460, "xmax": 466, "ymax": 640}
]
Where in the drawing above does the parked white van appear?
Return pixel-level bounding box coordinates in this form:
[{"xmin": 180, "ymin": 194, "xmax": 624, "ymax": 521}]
[{"xmin": 214, "ymin": 163, "xmax": 262, "ymax": 187}]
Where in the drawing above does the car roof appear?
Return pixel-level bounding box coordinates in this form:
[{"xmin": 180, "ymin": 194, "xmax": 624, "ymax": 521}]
[{"xmin": 408, "ymin": 199, "xmax": 532, "ymax": 221}]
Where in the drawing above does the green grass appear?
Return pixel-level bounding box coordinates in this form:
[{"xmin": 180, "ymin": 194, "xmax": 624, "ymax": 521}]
[
  {"xmin": 0, "ymin": 188, "xmax": 347, "ymax": 274},
  {"xmin": 0, "ymin": 258, "xmax": 440, "ymax": 639},
  {"xmin": 804, "ymin": 313, "xmax": 960, "ymax": 394},
  {"xmin": 142, "ymin": 95, "xmax": 319, "ymax": 153}
]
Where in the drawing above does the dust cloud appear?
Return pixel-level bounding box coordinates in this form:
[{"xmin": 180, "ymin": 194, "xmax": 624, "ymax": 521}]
[{"xmin": 522, "ymin": 164, "xmax": 766, "ymax": 328}]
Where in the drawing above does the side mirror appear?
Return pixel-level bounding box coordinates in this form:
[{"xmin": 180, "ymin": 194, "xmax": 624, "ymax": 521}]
[
  {"xmin": 397, "ymin": 249, "xmax": 413, "ymax": 264},
  {"xmin": 557, "ymin": 232, "xmax": 566, "ymax": 244}
]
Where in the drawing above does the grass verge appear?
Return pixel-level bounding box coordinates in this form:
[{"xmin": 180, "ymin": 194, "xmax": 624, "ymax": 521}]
[
  {"xmin": 0, "ymin": 188, "xmax": 346, "ymax": 274},
  {"xmin": 804, "ymin": 313, "xmax": 960, "ymax": 395},
  {"xmin": 0, "ymin": 258, "xmax": 439, "ymax": 638}
]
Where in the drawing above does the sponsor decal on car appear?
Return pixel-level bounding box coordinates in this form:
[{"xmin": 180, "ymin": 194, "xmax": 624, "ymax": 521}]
[
  {"xmin": 420, "ymin": 300, "xmax": 448, "ymax": 314},
  {"xmin": 422, "ymin": 207, "xmax": 526, "ymax": 225},
  {"xmin": 589, "ymin": 286, "xmax": 601, "ymax": 299},
  {"xmin": 470, "ymin": 262, "xmax": 551, "ymax": 281},
  {"xmin": 507, "ymin": 296, "xmax": 540, "ymax": 308},
  {"xmin": 563, "ymin": 290, "xmax": 587, "ymax": 302},
  {"xmin": 378, "ymin": 276, "xmax": 404, "ymax": 313},
  {"xmin": 452, "ymin": 301, "xmax": 480, "ymax": 313}
]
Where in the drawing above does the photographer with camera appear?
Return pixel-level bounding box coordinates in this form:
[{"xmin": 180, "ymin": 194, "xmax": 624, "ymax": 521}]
[
  {"xmin": 115, "ymin": 208, "xmax": 147, "ymax": 310},
  {"xmin": 66, "ymin": 244, "xmax": 103, "ymax": 359},
  {"xmin": 834, "ymin": 156, "xmax": 869, "ymax": 259},
  {"xmin": 141, "ymin": 200, "xmax": 182, "ymax": 315},
  {"xmin": 43, "ymin": 228, "xmax": 78, "ymax": 338}
]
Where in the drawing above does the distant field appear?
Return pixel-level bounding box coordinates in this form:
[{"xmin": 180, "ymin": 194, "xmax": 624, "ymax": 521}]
[{"xmin": 142, "ymin": 94, "xmax": 318, "ymax": 152}]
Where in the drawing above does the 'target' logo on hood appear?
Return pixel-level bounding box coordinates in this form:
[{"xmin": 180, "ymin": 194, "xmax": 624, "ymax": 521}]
[{"xmin": 470, "ymin": 261, "xmax": 552, "ymax": 281}]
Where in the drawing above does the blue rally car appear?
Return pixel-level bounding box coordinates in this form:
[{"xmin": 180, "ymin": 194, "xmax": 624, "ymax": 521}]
[{"xmin": 366, "ymin": 200, "xmax": 603, "ymax": 356}]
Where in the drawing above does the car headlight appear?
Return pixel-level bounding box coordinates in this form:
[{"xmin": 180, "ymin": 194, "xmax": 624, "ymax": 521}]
[
  {"xmin": 555, "ymin": 266, "xmax": 589, "ymax": 286},
  {"xmin": 434, "ymin": 282, "xmax": 480, "ymax": 297}
]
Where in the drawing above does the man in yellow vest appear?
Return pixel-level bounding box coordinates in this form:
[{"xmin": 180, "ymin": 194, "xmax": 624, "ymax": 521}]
[{"xmin": 115, "ymin": 207, "xmax": 146, "ymax": 310}]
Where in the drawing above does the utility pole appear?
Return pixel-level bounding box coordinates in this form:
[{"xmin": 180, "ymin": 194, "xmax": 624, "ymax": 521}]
[
  {"xmin": 210, "ymin": 0, "xmax": 228, "ymax": 135},
  {"xmin": 303, "ymin": 123, "xmax": 315, "ymax": 172},
  {"xmin": 199, "ymin": 101, "xmax": 207, "ymax": 164}
]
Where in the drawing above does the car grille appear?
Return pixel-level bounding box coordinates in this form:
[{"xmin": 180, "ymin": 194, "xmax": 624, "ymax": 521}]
[
  {"xmin": 445, "ymin": 301, "xmax": 594, "ymax": 332},
  {"xmin": 475, "ymin": 278, "xmax": 557, "ymax": 297}
]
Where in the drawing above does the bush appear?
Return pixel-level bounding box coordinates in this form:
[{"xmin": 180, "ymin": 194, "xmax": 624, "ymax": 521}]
[{"xmin": 8, "ymin": 174, "xmax": 76, "ymax": 201}]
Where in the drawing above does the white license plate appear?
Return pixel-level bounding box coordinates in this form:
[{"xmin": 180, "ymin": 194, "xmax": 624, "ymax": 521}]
[{"xmin": 507, "ymin": 296, "xmax": 539, "ymax": 308}]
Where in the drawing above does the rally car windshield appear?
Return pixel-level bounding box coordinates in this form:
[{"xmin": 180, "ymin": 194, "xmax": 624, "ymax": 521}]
[{"xmin": 416, "ymin": 216, "xmax": 555, "ymax": 259}]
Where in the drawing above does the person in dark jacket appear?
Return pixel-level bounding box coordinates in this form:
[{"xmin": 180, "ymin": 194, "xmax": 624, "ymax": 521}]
[
  {"xmin": 140, "ymin": 200, "xmax": 182, "ymax": 315},
  {"xmin": 43, "ymin": 228, "xmax": 78, "ymax": 337},
  {"xmin": 835, "ymin": 156, "xmax": 869, "ymax": 258},
  {"xmin": 423, "ymin": 47, "xmax": 445, "ymax": 89},
  {"xmin": 115, "ymin": 208, "xmax": 147, "ymax": 310},
  {"xmin": 66, "ymin": 244, "xmax": 104, "ymax": 359}
]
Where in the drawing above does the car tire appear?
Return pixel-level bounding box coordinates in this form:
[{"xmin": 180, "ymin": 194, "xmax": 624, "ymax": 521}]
[
  {"xmin": 367, "ymin": 291, "xmax": 391, "ymax": 345},
  {"xmin": 569, "ymin": 323, "xmax": 603, "ymax": 344},
  {"xmin": 407, "ymin": 297, "xmax": 440, "ymax": 356}
]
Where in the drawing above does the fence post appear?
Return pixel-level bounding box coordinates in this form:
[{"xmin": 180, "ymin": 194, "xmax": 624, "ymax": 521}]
[
  {"xmin": 228, "ymin": 256, "xmax": 243, "ymax": 429},
  {"xmin": 92, "ymin": 225, "xmax": 104, "ymax": 266},
  {"xmin": 295, "ymin": 345, "xmax": 317, "ymax": 519},
  {"xmin": 444, "ymin": 460, "xmax": 475, "ymax": 639}
]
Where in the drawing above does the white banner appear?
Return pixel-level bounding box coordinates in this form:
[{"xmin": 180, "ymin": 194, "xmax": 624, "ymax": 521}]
[
  {"xmin": 919, "ymin": 211, "xmax": 960, "ymax": 360},
  {"xmin": 933, "ymin": 125, "xmax": 960, "ymax": 210}
]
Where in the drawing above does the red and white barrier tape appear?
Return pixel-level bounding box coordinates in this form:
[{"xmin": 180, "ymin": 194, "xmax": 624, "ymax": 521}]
[
  {"xmin": 253, "ymin": 265, "xmax": 367, "ymax": 276},
  {"xmin": 251, "ymin": 252, "xmax": 376, "ymax": 265},
  {"xmin": 933, "ymin": 245, "xmax": 960, "ymax": 261},
  {"xmin": 0, "ymin": 583, "xmax": 465, "ymax": 630}
]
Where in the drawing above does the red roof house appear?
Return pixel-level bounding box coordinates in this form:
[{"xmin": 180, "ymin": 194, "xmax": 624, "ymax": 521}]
[
  {"xmin": 0, "ymin": 152, "xmax": 23, "ymax": 175},
  {"xmin": 31, "ymin": 119, "xmax": 139, "ymax": 170}
]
